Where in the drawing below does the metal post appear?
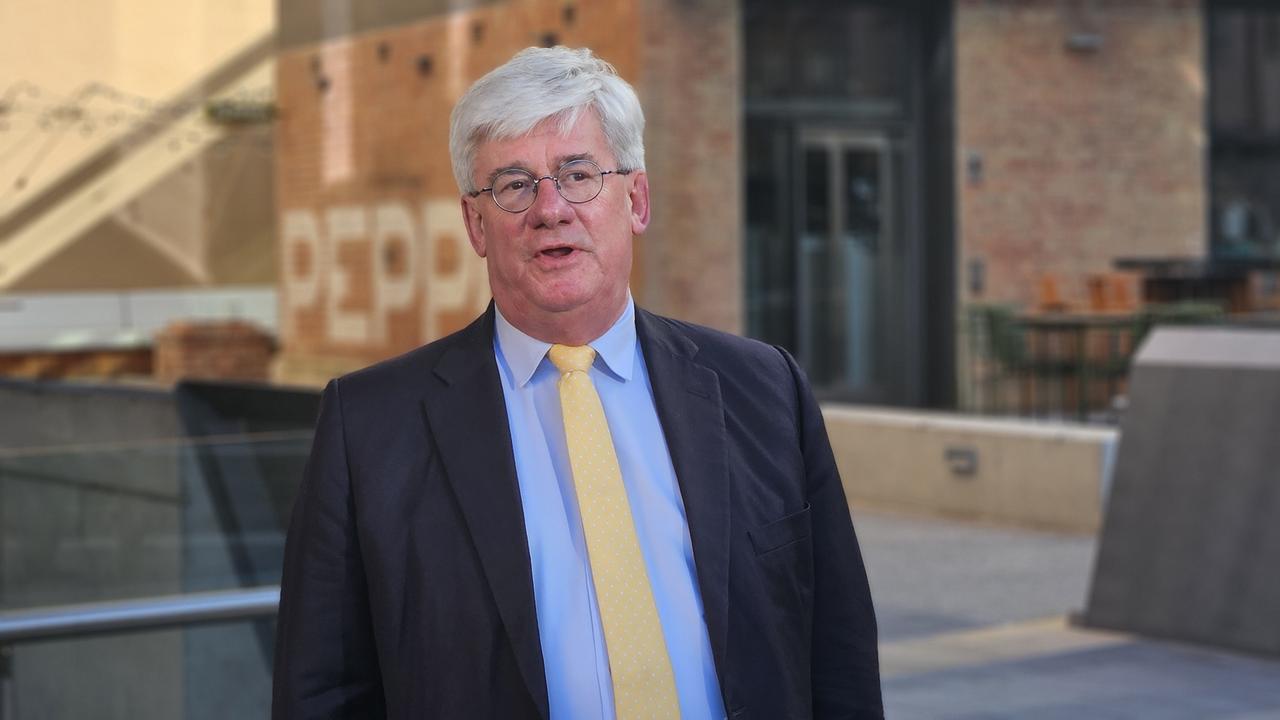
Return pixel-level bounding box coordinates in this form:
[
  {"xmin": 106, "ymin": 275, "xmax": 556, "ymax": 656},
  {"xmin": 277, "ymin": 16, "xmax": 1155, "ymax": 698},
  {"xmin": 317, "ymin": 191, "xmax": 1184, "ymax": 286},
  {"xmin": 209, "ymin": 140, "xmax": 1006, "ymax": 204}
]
[{"xmin": 1, "ymin": 645, "xmax": 12, "ymax": 720}]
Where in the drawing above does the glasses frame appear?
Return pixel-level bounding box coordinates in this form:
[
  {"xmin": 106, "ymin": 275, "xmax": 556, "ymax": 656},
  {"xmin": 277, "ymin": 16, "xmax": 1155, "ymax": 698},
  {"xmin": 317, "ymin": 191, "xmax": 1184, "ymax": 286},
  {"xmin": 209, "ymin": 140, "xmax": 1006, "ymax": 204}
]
[{"xmin": 469, "ymin": 159, "xmax": 633, "ymax": 213}]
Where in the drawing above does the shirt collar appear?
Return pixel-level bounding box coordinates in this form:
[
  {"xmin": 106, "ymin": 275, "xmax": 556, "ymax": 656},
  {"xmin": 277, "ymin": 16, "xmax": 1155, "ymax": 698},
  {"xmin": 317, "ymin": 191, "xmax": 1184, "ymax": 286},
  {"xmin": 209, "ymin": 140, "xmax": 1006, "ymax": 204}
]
[{"xmin": 493, "ymin": 295, "xmax": 637, "ymax": 388}]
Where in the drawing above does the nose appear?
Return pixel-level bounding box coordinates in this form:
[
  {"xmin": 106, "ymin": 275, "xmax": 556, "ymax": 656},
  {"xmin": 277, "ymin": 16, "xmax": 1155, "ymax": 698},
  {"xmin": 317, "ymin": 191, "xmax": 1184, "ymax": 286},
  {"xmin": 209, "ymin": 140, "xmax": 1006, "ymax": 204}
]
[{"xmin": 525, "ymin": 175, "xmax": 574, "ymax": 228}]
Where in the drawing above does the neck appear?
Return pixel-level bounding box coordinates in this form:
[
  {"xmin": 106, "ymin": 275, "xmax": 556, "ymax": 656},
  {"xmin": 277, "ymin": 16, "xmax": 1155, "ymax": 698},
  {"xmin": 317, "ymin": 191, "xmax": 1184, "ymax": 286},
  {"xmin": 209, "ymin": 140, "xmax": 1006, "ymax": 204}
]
[{"xmin": 495, "ymin": 294, "xmax": 628, "ymax": 346}]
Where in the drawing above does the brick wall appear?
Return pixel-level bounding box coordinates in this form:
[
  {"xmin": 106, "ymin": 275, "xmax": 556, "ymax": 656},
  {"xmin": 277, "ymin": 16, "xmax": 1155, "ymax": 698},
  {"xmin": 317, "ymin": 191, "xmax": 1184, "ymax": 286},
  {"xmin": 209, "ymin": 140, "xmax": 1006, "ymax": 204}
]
[
  {"xmin": 273, "ymin": 0, "xmax": 741, "ymax": 385},
  {"xmin": 153, "ymin": 321, "xmax": 275, "ymax": 383},
  {"xmin": 636, "ymin": 0, "xmax": 742, "ymax": 332},
  {"xmin": 272, "ymin": 0, "xmax": 633, "ymax": 384},
  {"xmin": 956, "ymin": 0, "xmax": 1206, "ymax": 309},
  {"xmin": 0, "ymin": 349, "xmax": 152, "ymax": 380}
]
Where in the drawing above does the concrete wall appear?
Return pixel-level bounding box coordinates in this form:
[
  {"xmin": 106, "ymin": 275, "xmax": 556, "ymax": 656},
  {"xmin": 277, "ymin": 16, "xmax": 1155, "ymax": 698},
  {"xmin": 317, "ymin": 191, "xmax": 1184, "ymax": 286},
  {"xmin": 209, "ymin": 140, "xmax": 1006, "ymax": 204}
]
[
  {"xmin": 1084, "ymin": 328, "xmax": 1280, "ymax": 657},
  {"xmin": 826, "ymin": 406, "xmax": 1117, "ymax": 533}
]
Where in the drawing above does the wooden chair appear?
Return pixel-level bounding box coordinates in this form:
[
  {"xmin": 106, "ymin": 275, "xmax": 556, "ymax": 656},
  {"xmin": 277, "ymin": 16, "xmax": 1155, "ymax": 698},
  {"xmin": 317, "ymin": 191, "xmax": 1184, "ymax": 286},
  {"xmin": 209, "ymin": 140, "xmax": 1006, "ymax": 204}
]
[
  {"xmin": 1036, "ymin": 273, "xmax": 1069, "ymax": 313},
  {"xmin": 1086, "ymin": 271, "xmax": 1142, "ymax": 313}
]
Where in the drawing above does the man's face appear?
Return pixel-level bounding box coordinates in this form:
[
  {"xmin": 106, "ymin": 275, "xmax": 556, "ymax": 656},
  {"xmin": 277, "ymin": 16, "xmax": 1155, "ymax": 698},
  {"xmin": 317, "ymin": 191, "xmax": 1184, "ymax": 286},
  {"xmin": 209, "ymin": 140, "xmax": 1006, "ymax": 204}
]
[{"xmin": 460, "ymin": 110, "xmax": 649, "ymax": 342}]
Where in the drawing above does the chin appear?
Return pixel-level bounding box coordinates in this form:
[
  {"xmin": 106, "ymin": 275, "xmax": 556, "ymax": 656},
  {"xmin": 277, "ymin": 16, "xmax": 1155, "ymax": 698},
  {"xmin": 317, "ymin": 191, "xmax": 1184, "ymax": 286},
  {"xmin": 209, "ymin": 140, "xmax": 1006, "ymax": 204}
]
[
  {"xmin": 534, "ymin": 294, "xmax": 592, "ymax": 314},
  {"xmin": 521, "ymin": 279, "xmax": 625, "ymax": 319},
  {"xmin": 531, "ymin": 283, "xmax": 598, "ymax": 313}
]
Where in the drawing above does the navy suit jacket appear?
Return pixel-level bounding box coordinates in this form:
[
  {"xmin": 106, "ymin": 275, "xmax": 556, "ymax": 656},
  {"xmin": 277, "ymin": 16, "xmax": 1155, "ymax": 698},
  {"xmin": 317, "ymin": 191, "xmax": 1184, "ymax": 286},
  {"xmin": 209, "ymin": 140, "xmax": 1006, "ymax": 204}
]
[{"xmin": 272, "ymin": 306, "xmax": 882, "ymax": 719}]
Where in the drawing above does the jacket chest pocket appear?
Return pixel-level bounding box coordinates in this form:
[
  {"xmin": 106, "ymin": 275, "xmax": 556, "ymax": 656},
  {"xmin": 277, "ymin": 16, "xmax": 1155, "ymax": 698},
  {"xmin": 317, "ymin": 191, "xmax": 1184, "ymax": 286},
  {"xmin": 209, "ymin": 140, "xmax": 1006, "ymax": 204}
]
[
  {"xmin": 744, "ymin": 503, "xmax": 815, "ymax": 670},
  {"xmin": 748, "ymin": 503, "xmax": 812, "ymax": 556}
]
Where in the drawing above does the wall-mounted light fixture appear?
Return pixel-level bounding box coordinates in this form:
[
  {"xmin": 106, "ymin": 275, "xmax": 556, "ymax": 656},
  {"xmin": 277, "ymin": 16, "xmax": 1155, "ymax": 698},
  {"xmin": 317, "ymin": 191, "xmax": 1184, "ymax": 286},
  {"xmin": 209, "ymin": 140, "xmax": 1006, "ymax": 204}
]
[
  {"xmin": 1066, "ymin": 33, "xmax": 1104, "ymax": 53},
  {"xmin": 310, "ymin": 55, "xmax": 330, "ymax": 93},
  {"xmin": 968, "ymin": 258, "xmax": 986, "ymax": 297},
  {"xmin": 966, "ymin": 150, "xmax": 984, "ymax": 185},
  {"xmin": 1065, "ymin": 0, "xmax": 1104, "ymax": 54}
]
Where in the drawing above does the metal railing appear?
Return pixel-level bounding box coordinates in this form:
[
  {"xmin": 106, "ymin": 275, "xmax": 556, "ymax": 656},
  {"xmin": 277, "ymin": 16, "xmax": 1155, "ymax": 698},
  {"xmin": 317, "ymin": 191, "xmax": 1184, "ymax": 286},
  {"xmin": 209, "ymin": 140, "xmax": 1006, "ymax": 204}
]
[
  {"xmin": 0, "ymin": 586, "xmax": 279, "ymax": 645},
  {"xmin": 0, "ymin": 587, "xmax": 279, "ymax": 719},
  {"xmin": 960, "ymin": 301, "xmax": 1231, "ymax": 421}
]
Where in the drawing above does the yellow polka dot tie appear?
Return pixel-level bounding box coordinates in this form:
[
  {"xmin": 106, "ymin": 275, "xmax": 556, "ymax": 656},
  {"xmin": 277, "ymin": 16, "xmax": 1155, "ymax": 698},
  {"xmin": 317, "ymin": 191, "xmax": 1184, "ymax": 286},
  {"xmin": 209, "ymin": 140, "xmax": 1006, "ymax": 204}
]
[{"xmin": 548, "ymin": 344, "xmax": 681, "ymax": 720}]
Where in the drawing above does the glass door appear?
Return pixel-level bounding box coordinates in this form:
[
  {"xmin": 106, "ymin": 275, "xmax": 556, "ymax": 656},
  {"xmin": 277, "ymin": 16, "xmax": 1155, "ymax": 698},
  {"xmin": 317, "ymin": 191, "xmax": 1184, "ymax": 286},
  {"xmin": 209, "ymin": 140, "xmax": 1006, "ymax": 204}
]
[{"xmin": 796, "ymin": 129, "xmax": 906, "ymax": 402}]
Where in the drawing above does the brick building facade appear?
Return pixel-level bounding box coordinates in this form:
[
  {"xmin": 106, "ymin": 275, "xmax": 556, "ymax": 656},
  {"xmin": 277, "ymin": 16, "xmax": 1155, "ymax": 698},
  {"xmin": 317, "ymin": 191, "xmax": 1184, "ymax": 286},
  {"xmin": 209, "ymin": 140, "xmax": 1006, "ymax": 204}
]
[
  {"xmin": 956, "ymin": 0, "xmax": 1206, "ymax": 309},
  {"xmin": 273, "ymin": 0, "xmax": 740, "ymax": 386},
  {"xmin": 270, "ymin": 0, "xmax": 1264, "ymax": 406}
]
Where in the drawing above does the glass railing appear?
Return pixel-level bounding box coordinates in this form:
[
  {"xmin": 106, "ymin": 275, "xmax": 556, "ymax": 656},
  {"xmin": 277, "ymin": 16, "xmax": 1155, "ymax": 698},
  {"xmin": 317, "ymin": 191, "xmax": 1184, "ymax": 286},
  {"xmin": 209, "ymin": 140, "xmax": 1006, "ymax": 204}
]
[{"xmin": 0, "ymin": 430, "xmax": 312, "ymax": 719}]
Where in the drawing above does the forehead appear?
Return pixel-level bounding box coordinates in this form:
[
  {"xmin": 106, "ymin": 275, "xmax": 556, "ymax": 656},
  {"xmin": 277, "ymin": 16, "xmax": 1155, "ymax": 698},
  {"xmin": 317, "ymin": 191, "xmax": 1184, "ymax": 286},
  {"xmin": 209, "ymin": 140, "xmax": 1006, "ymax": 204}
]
[{"xmin": 473, "ymin": 111, "xmax": 611, "ymax": 175}]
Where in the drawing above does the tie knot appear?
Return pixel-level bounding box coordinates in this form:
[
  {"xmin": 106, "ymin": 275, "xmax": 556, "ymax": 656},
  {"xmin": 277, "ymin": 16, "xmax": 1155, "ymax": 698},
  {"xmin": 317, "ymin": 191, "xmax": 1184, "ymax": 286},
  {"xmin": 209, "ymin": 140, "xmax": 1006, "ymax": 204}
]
[{"xmin": 549, "ymin": 344, "xmax": 596, "ymax": 375}]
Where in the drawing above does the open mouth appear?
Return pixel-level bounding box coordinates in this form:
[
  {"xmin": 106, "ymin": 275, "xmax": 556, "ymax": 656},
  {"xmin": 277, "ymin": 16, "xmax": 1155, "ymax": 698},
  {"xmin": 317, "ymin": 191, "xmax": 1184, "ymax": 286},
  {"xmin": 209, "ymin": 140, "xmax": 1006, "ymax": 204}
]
[{"xmin": 539, "ymin": 246, "xmax": 575, "ymax": 258}]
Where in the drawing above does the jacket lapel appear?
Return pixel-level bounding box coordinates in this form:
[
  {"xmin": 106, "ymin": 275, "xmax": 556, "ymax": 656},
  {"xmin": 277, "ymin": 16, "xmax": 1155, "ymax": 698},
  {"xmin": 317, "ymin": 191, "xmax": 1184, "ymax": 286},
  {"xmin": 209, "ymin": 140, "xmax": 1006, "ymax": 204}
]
[
  {"xmin": 421, "ymin": 307, "xmax": 549, "ymax": 719},
  {"xmin": 636, "ymin": 309, "xmax": 732, "ymax": 685}
]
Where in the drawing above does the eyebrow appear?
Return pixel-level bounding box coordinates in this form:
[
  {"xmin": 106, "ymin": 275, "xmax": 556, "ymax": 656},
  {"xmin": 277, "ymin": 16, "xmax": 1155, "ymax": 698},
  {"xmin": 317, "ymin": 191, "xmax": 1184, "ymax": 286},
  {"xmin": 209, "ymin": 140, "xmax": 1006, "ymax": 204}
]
[
  {"xmin": 485, "ymin": 163, "xmax": 532, "ymax": 188},
  {"xmin": 483, "ymin": 153, "xmax": 598, "ymax": 187},
  {"xmin": 553, "ymin": 152, "xmax": 595, "ymax": 167}
]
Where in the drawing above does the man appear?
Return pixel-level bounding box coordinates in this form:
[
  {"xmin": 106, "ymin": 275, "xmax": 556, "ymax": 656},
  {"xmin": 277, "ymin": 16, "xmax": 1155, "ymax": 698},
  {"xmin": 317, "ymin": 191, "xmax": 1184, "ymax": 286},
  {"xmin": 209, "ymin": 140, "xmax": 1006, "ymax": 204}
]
[{"xmin": 273, "ymin": 47, "xmax": 881, "ymax": 719}]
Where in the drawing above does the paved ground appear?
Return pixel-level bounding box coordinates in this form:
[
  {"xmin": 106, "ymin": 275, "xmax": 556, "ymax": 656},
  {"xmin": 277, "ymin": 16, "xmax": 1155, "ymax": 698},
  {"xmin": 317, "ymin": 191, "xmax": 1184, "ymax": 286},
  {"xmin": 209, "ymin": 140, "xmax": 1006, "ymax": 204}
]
[{"xmin": 854, "ymin": 508, "xmax": 1280, "ymax": 719}]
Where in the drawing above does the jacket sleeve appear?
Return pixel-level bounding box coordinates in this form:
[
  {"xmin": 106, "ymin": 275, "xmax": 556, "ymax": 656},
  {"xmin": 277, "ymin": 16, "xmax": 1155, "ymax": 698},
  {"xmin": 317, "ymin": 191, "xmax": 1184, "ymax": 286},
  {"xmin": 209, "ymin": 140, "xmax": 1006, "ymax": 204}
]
[
  {"xmin": 272, "ymin": 379, "xmax": 386, "ymax": 719},
  {"xmin": 777, "ymin": 346, "xmax": 884, "ymax": 719}
]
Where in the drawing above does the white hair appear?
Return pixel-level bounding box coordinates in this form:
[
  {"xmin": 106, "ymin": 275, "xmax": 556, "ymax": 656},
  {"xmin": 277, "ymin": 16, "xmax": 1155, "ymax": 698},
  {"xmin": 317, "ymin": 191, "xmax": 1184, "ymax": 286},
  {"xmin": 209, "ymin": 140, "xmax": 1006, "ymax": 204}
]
[{"xmin": 449, "ymin": 46, "xmax": 645, "ymax": 194}]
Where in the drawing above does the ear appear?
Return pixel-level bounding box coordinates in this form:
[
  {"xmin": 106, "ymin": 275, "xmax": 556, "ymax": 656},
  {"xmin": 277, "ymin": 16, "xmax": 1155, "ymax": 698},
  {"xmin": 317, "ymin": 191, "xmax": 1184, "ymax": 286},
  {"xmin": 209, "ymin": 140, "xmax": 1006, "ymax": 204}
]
[
  {"xmin": 628, "ymin": 170, "xmax": 651, "ymax": 236},
  {"xmin": 460, "ymin": 194, "xmax": 487, "ymax": 258}
]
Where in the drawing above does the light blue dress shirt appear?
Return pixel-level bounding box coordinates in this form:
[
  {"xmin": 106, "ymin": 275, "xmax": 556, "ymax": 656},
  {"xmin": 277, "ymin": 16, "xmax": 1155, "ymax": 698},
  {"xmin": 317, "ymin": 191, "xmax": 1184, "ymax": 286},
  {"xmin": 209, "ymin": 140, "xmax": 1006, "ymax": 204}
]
[{"xmin": 492, "ymin": 298, "xmax": 726, "ymax": 720}]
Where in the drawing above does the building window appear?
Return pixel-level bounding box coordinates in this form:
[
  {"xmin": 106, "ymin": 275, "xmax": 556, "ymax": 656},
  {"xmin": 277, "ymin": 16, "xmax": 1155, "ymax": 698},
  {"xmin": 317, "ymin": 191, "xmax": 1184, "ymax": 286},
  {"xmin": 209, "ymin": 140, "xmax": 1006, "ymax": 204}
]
[{"xmin": 1210, "ymin": 4, "xmax": 1280, "ymax": 260}]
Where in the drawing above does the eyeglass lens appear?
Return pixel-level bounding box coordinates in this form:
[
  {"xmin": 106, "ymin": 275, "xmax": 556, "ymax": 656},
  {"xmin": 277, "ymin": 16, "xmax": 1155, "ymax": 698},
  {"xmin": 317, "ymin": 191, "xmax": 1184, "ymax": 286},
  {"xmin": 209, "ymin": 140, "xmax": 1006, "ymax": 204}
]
[{"xmin": 491, "ymin": 159, "xmax": 604, "ymax": 212}]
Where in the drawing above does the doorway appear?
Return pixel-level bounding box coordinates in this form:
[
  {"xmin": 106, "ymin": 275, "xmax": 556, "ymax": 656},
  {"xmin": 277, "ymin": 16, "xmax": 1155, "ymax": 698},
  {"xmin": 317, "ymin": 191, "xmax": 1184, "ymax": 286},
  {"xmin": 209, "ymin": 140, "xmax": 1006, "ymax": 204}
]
[
  {"xmin": 796, "ymin": 129, "xmax": 905, "ymax": 401},
  {"xmin": 743, "ymin": 0, "xmax": 953, "ymax": 407}
]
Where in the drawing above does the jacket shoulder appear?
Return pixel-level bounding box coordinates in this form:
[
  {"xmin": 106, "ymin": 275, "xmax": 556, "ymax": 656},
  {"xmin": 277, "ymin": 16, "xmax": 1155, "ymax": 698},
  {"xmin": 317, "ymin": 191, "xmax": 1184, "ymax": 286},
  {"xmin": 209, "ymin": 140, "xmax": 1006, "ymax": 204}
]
[
  {"xmin": 640, "ymin": 310, "xmax": 793, "ymax": 381},
  {"xmin": 331, "ymin": 311, "xmax": 490, "ymax": 401}
]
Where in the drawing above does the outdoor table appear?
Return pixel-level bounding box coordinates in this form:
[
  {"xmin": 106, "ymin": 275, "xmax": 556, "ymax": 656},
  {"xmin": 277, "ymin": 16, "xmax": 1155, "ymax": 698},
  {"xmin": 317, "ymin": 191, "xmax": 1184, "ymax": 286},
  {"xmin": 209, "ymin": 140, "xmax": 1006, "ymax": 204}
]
[{"xmin": 1114, "ymin": 256, "xmax": 1280, "ymax": 313}]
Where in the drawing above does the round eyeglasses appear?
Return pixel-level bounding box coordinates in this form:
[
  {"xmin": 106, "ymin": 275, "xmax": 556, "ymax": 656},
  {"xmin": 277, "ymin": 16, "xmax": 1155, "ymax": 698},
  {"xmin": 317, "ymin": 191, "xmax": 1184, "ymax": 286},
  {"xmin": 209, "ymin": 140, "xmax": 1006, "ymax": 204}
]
[{"xmin": 469, "ymin": 159, "xmax": 632, "ymax": 213}]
